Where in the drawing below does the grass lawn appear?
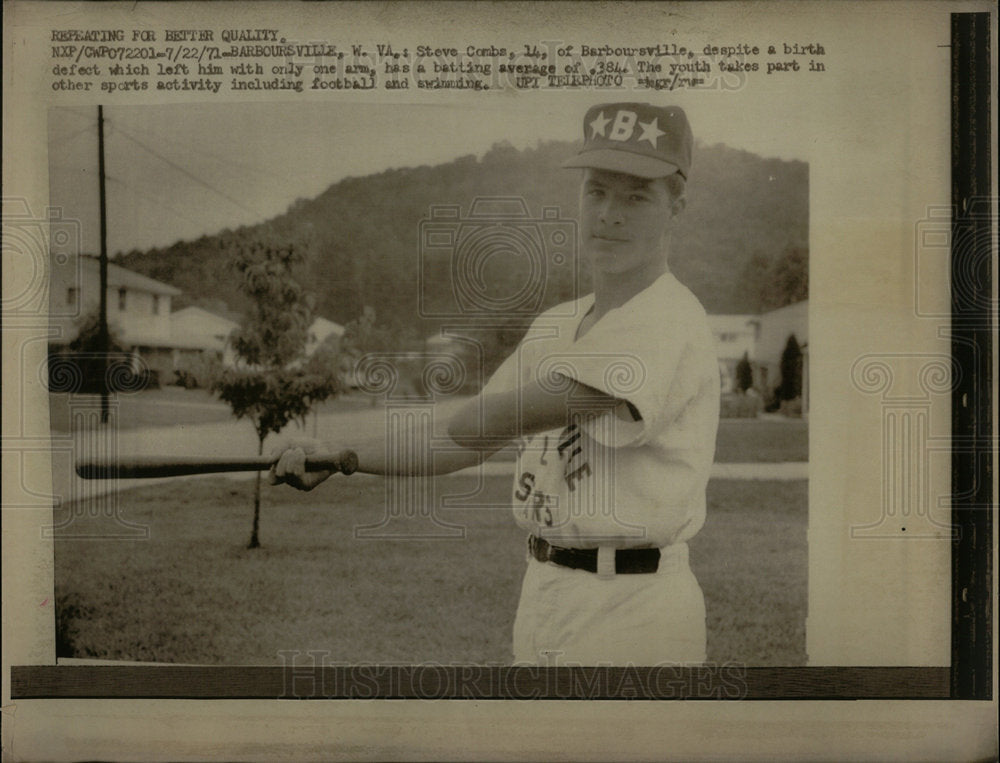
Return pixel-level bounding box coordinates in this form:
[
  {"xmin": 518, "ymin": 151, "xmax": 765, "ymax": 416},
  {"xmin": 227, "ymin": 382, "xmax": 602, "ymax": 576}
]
[
  {"xmin": 48, "ymin": 388, "xmax": 381, "ymax": 433},
  {"xmin": 714, "ymin": 419, "xmax": 808, "ymax": 463},
  {"xmin": 54, "ymin": 475, "xmax": 807, "ymax": 666},
  {"xmin": 691, "ymin": 479, "xmax": 808, "ymax": 666}
]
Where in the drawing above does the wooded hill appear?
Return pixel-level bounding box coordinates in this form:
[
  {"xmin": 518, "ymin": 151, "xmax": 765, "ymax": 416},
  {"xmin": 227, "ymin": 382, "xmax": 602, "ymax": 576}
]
[{"xmin": 117, "ymin": 139, "xmax": 808, "ymax": 336}]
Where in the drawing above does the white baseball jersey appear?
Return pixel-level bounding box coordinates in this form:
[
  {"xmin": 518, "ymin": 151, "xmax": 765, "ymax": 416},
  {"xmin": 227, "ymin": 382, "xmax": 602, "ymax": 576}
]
[
  {"xmin": 483, "ymin": 271, "xmax": 720, "ymax": 549},
  {"xmin": 481, "ymin": 271, "xmax": 720, "ymax": 665}
]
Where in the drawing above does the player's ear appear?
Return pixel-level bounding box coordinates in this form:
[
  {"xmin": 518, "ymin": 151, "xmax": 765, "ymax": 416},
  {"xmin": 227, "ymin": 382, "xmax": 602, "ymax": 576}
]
[{"xmin": 662, "ymin": 173, "xmax": 686, "ymax": 217}]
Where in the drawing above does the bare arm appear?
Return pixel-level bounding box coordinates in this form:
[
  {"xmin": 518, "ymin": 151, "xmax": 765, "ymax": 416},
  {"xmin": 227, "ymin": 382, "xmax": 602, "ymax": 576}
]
[
  {"xmin": 447, "ymin": 377, "xmax": 619, "ymax": 454},
  {"xmin": 272, "ymin": 375, "xmax": 621, "ymax": 490}
]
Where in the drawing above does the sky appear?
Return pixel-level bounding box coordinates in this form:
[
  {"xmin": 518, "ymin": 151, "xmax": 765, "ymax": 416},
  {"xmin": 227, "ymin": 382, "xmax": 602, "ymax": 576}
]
[{"xmin": 48, "ymin": 94, "xmax": 814, "ymax": 255}]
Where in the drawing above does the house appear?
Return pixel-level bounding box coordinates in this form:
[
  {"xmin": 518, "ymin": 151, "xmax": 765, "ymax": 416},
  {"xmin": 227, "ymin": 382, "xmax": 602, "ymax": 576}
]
[
  {"xmin": 49, "ymin": 253, "xmax": 182, "ymax": 379},
  {"xmin": 706, "ymin": 314, "xmax": 758, "ymax": 392},
  {"xmin": 754, "ymin": 300, "xmax": 809, "ymax": 411},
  {"xmin": 165, "ymin": 306, "xmax": 242, "ymax": 387},
  {"xmin": 169, "ymin": 305, "xmax": 241, "ymax": 367},
  {"xmin": 306, "ymin": 316, "xmax": 345, "ymax": 358}
]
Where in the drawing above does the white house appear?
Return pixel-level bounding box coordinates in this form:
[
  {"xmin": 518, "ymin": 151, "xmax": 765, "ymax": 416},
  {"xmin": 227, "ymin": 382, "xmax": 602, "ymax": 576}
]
[
  {"xmin": 170, "ymin": 306, "xmax": 239, "ymax": 355},
  {"xmin": 50, "ymin": 254, "xmax": 180, "ymax": 345},
  {"xmin": 706, "ymin": 303, "xmax": 807, "ymax": 398},
  {"xmin": 49, "ymin": 253, "xmax": 182, "ymax": 378},
  {"xmin": 754, "ymin": 300, "xmax": 808, "ymax": 411},
  {"xmin": 306, "ymin": 316, "xmax": 345, "ymax": 358},
  {"xmin": 706, "ymin": 314, "xmax": 758, "ymax": 392}
]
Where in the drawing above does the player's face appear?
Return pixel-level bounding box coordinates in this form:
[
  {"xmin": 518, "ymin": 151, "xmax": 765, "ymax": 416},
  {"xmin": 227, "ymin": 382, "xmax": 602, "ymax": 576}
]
[{"xmin": 578, "ymin": 168, "xmax": 681, "ymax": 277}]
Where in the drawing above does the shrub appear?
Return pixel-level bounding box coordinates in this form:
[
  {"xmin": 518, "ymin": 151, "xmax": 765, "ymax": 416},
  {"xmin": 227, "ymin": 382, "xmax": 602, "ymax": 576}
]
[
  {"xmin": 720, "ymin": 391, "xmax": 760, "ymax": 419},
  {"xmin": 735, "ymin": 352, "xmax": 753, "ymax": 393},
  {"xmin": 779, "ymin": 335, "xmax": 803, "ymax": 402},
  {"xmin": 173, "ymin": 352, "xmax": 222, "ymax": 389}
]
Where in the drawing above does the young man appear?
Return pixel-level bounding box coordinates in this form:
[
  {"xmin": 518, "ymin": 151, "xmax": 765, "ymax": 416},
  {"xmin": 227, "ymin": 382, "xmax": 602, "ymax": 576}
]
[{"xmin": 272, "ymin": 103, "xmax": 720, "ymax": 666}]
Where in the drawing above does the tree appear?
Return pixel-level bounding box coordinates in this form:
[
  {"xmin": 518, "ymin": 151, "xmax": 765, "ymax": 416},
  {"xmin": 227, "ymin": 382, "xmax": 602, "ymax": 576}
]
[
  {"xmin": 213, "ymin": 228, "xmax": 339, "ymax": 549},
  {"xmin": 738, "ymin": 250, "xmax": 772, "ymax": 313},
  {"xmin": 69, "ymin": 310, "xmax": 125, "ymax": 353},
  {"xmin": 735, "ymin": 351, "xmax": 753, "ymax": 393},
  {"xmin": 763, "ymin": 245, "xmax": 808, "ymax": 310},
  {"xmin": 778, "ymin": 334, "xmax": 803, "ymax": 402}
]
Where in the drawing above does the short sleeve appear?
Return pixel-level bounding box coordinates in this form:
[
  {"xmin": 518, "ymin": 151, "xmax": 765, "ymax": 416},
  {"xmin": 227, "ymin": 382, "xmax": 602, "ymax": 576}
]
[{"xmin": 554, "ymin": 286, "xmax": 706, "ymax": 446}]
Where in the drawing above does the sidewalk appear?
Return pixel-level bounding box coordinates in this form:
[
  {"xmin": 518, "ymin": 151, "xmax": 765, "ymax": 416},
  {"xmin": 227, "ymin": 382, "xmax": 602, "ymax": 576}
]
[{"xmin": 52, "ymin": 407, "xmax": 808, "ymax": 503}]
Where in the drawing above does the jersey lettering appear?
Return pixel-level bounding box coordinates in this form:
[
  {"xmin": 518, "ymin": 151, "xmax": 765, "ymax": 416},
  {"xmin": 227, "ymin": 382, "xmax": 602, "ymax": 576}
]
[
  {"xmin": 514, "ymin": 471, "xmax": 535, "ymax": 501},
  {"xmin": 556, "ymin": 425, "xmax": 580, "ymax": 457},
  {"xmin": 565, "ymin": 462, "xmax": 592, "ymax": 492},
  {"xmin": 609, "ymin": 110, "xmax": 637, "ymax": 141},
  {"xmin": 538, "ymin": 435, "xmax": 550, "ymax": 465},
  {"xmin": 530, "ymin": 490, "xmax": 554, "ymax": 526}
]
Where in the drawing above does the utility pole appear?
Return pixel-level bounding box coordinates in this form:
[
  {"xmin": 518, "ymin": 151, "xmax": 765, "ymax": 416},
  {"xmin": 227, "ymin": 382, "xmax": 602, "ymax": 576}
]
[{"xmin": 97, "ymin": 105, "xmax": 110, "ymax": 424}]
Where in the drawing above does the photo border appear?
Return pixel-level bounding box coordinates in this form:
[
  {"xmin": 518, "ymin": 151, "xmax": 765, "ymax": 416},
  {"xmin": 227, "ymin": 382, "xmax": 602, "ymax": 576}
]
[
  {"xmin": 8, "ymin": 10, "xmax": 992, "ymax": 704},
  {"xmin": 948, "ymin": 10, "xmax": 993, "ymax": 702}
]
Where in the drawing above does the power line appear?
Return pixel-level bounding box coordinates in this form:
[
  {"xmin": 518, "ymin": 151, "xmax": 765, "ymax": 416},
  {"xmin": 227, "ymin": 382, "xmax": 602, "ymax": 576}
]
[
  {"xmin": 112, "ymin": 125, "xmax": 266, "ymax": 219},
  {"xmin": 54, "ymin": 106, "xmax": 99, "ymax": 124},
  {"xmin": 49, "ymin": 123, "xmax": 98, "ymax": 147},
  {"xmin": 105, "ymin": 174, "xmax": 210, "ymax": 233},
  {"xmin": 127, "ymin": 127, "xmax": 278, "ymax": 182}
]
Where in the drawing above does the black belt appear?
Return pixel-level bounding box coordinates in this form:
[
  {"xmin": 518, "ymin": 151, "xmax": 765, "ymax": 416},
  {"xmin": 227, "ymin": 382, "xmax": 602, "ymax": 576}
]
[{"xmin": 528, "ymin": 535, "xmax": 660, "ymax": 574}]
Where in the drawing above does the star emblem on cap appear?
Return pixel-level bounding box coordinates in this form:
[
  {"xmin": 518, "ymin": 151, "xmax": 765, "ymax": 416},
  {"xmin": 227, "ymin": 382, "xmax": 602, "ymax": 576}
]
[
  {"xmin": 637, "ymin": 117, "xmax": 665, "ymax": 147},
  {"xmin": 589, "ymin": 111, "xmax": 611, "ymax": 138}
]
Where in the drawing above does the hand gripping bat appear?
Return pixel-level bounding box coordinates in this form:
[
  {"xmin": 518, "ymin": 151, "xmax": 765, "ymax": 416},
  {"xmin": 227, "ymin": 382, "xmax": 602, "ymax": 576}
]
[{"xmin": 75, "ymin": 450, "xmax": 359, "ymax": 479}]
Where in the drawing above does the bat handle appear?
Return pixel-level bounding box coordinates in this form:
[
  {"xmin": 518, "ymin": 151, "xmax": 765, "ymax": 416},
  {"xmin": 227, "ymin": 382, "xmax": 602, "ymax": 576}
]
[{"xmin": 306, "ymin": 449, "xmax": 359, "ymax": 475}]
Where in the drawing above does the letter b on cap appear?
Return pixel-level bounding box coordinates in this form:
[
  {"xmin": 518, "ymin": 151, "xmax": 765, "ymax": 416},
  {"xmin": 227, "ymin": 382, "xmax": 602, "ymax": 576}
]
[{"xmin": 609, "ymin": 110, "xmax": 637, "ymax": 141}]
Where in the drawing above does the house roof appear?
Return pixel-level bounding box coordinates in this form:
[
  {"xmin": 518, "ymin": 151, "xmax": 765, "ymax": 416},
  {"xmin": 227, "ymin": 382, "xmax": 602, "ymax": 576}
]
[
  {"xmin": 171, "ymin": 305, "xmax": 240, "ymax": 327},
  {"xmin": 706, "ymin": 314, "xmax": 758, "ymax": 333},
  {"xmin": 310, "ymin": 316, "xmax": 345, "ymax": 340},
  {"xmin": 759, "ymin": 299, "xmax": 808, "ymax": 319},
  {"xmin": 79, "ymin": 255, "xmax": 182, "ymax": 296}
]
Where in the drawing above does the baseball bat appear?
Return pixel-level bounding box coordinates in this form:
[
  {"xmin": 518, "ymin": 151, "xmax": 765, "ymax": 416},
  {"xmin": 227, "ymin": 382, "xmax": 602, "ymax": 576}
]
[{"xmin": 75, "ymin": 450, "xmax": 359, "ymax": 479}]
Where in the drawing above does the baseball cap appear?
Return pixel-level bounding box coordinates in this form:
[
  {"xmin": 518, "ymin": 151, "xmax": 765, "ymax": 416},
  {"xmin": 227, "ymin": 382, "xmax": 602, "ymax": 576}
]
[{"xmin": 561, "ymin": 103, "xmax": 693, "ymax": 180}]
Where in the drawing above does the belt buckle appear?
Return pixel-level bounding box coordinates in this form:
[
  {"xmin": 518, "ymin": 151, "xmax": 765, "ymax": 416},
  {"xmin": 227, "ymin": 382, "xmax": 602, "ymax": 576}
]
[{"xmin": 596, "ymin": 546, "xmax": 616, "ymax": 580}]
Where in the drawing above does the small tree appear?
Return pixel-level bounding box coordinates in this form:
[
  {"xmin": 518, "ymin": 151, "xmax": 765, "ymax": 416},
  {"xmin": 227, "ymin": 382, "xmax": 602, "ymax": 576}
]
[
  {"xmin": 735, "ymin": 351, "xmax": 753, "ymax": 394},
  {"xmin": 778, "ymin": 334, "xmax": 803, "ymax": 403},
  {"xmin": 213, "ymin": 228, "xmax": 339, "ymax": 549}
]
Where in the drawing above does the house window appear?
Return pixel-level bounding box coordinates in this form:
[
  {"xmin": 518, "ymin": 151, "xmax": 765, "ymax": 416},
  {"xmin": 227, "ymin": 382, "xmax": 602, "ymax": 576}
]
[
  {"xmin": 67, "ymin": 287, "xmax": 77, "ymax": 306},
  {"xmin": 118, "ymin": 288, "xmax": 127, "ymax": 311},
  {"xmin": 152, "ymin": 295, "xmax": 160, "ymax": 315}
]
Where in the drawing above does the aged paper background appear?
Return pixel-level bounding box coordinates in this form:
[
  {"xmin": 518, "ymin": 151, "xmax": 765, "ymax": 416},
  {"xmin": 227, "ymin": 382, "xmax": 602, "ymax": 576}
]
[{"xmin": 3, "ymin": 1, "xmax": 996, "ymax": 760}]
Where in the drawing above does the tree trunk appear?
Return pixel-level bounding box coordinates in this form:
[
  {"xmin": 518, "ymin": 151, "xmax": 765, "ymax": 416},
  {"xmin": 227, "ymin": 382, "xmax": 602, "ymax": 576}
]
[{"xmin": 247, "ymin": 436, "xmax": 263, "ymax": 549}]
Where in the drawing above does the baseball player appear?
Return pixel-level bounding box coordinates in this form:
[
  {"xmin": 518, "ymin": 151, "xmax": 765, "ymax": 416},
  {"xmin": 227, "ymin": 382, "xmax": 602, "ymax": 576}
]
[{"xmin": 272, "ymin": 102, "xmax": 720, "ymax": 666}]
